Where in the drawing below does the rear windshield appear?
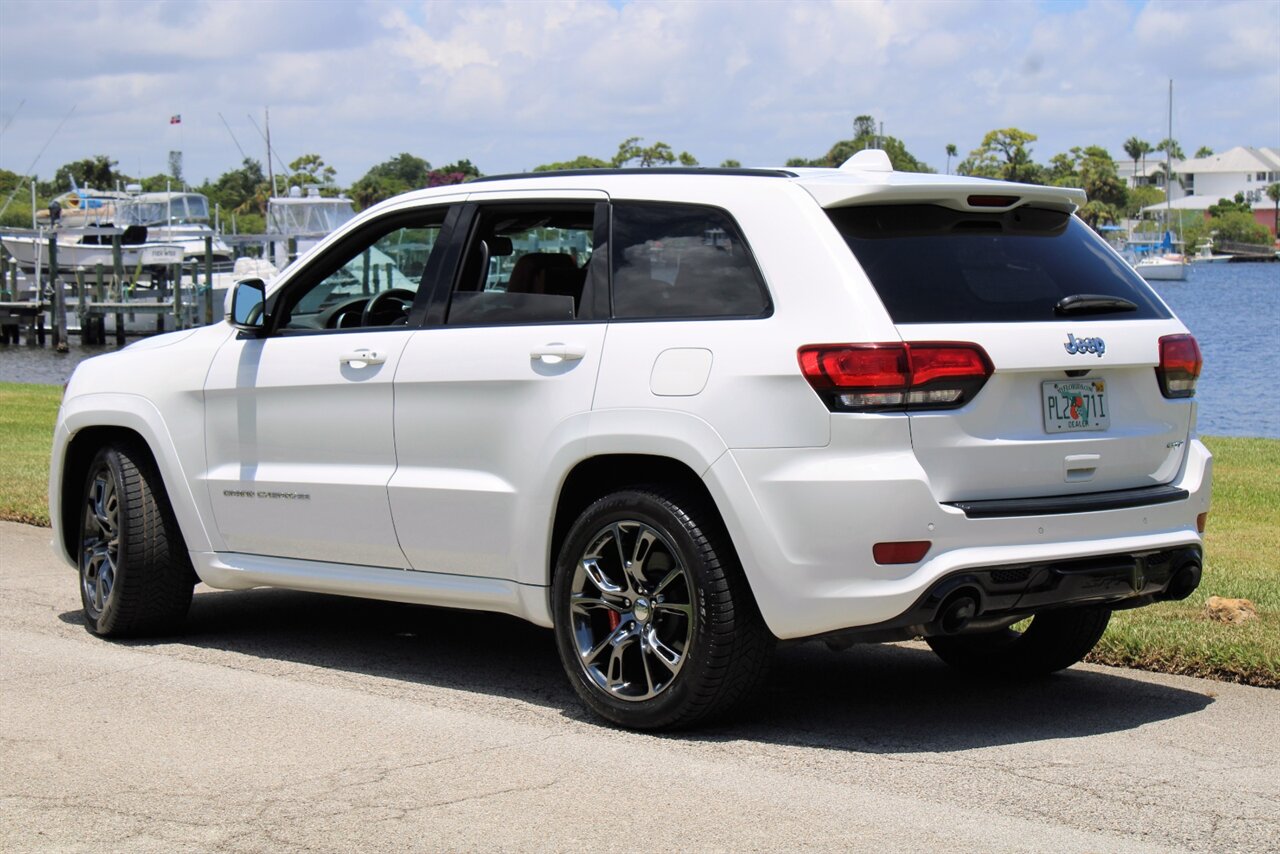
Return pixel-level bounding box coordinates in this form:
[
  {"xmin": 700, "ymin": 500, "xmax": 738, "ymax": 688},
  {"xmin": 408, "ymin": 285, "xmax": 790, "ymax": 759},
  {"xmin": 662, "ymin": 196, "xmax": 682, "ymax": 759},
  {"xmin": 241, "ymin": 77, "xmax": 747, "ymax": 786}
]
[{"xmin": 828, "ymin": 205, "xmax": 1170, "ymax": 323}]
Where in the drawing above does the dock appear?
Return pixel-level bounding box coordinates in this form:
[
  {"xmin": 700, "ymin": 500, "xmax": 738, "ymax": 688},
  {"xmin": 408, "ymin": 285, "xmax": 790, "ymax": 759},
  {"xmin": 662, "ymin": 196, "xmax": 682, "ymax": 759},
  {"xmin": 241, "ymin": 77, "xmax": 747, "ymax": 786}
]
[{"xmin": 0, "ymin": 232, "xmax": 296, "ymax": 351}]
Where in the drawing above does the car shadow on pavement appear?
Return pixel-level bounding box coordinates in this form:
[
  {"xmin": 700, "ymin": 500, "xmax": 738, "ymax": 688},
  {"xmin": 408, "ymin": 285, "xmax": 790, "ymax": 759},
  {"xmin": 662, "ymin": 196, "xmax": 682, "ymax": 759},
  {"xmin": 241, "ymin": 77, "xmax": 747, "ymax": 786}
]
[{"xmin": 60, "ymin": 586, "xmax": 1214, "ymax": 753}]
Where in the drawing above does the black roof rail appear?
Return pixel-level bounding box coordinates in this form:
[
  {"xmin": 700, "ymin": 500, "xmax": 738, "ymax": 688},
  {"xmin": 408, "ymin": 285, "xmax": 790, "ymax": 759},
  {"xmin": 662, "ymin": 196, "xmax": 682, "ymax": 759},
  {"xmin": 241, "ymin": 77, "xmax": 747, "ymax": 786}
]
[{"xmin": 467, "ymin": 167, "xmax": 799, "ymax": 184}]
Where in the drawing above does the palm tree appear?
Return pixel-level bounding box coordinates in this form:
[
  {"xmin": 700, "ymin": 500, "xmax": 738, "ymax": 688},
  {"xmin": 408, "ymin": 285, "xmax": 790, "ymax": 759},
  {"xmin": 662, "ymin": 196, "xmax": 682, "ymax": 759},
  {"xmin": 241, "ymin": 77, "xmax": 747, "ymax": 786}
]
[
  {"xmin": 945, "ymin": 143, "xmax": 957, "ymax": 175},
  {"xmin": 1124, "ymin": 137, "xmax": 1146, "ymax": 185}
]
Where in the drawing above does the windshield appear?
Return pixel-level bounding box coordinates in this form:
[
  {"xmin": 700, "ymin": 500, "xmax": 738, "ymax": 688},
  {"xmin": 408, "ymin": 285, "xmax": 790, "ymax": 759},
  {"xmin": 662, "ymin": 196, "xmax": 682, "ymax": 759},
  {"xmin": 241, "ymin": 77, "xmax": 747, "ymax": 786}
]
[
  {"xmin": 118, "ymin": 195, "xmax": 211, "ymax": 225},
  {"xmin": 828, "ymin": 205, "xmax": 1171, "ymax": 323},
  {"xmin": 268, "ymin": 200, "xmax": 356, "ymax": 235}
]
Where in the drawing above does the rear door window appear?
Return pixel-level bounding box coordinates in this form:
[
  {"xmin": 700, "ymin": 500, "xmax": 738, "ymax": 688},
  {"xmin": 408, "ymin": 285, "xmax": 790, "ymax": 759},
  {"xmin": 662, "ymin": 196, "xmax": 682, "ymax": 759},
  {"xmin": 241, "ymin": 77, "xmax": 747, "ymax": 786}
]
[
  {"xmin": 610, "ymin": 202, "xmax": 771, "ymax": 319},
  {"xmin": 828, "ymin": 205, "xmax": 1170, "ymax": 323},
  {"xmin": 445, "ymin": 204, "xmax": 598, "ymax": 326}
]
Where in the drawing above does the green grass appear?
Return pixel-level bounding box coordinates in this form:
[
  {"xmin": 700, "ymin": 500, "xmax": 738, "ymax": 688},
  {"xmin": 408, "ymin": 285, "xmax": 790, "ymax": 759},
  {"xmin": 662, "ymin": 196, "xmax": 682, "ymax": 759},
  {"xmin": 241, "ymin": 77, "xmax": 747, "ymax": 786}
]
[
  {"xmin": 0, "ymin": 382, "xmax": 60, "ymax": 526},
  {"xmin": 1, "ymin": 380, "xmax": 1276, "ymax": 686},
  {"xmin": 1088, "ymin": 436, "xmax": 1280, "ymax": 687}
]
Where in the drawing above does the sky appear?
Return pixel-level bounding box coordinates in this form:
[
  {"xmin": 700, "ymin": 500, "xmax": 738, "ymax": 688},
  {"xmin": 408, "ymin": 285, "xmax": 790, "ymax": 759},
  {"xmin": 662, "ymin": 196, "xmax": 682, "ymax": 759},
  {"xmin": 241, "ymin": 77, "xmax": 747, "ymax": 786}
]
[{"xmin": 1, "ymin": 0, "xmax": 1277, "ymax": 189}]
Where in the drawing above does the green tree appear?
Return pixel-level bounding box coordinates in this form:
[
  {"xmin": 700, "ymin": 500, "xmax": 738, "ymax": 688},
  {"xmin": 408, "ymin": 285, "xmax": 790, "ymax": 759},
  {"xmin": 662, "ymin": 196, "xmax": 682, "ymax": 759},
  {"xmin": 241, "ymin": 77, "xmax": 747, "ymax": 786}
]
[
  {"xmin": 1157, "ymin": 136, "xmax": 1182, "ymax": 184},
  {"xmin": 349, "ymin": 153, "xmax": 432, "ymax": 208},
  {"xmin": 1183, "ymin": 209, "xmax": 1271, "ymax": 250},
  {"xmin": 945, "ymin": 143, "xmax": 957, "ymax": 175},
  {"xmin": 1123, "ymin": 137, "xmax": 1152, "ymax": 184},
  {"xmin": 958, "ymin": 128, "xmax": 1042, "ymax": 184},
  {"xmin": 53, "ymin": 155, "xmax": 119, "ymax": 190},
  {"xmin": 1125, "ymin": 184, "xmax": 1165, "ymax": 218},
  {"xmin": 533, "ymin": 155, "xmax": 611, "ymax": 172},
  {"xmin": 720, "ymin": 159, "xmax": 742, "ymax": 168},
  {"xmin": 360, "ymin": 153, "xmax": 432, "ymax": 187},
  {"xmin": 0, "ymin": 167, "xmax": 35, "ymax": 227},
  {"xmin": 1046, "ymin": 148, "xmax": 1082, "ymax": 185},
  {"xmin": 436, "ymin": 158, "xmax": 481, "ymax": 180},
  {"xmin": 1079, "ymin": 148, "xmax": 1125, "ymax": 199},
  {"xmin": 789, "ymin": 116, "xmax": 932, "ymax": 172},
  {"xmin": 1207, "ymin": 193, "xmax": 1251, "ymax": 216},
  {"xmin": 349, "ymin": 174, "xmax": 404, "ymax": 210},
  {"xmin": 1267, "ymin": 183, "xmax": 1280, "ymax": 236},
  {"xmin": 286, "ymin": 153, "xmax": 336, "ymax": 188},
  {"xmin": 201, "ymin": 158, "xmax": 267, "ymax": 213},
  {"xmin": 612, "ymin": 137, "xmax": 678, "ymax": 168},
  {"xmin": 677, "ymin": 151, "xmax": 698, "ymax": 167},
  {"xmin": 1078, "ymin": 199, "xmax": 1119, "ymax": 229},
  {"xmin": 1194, "ymin": 146, "xmax": 1213, "ymax": 159}
]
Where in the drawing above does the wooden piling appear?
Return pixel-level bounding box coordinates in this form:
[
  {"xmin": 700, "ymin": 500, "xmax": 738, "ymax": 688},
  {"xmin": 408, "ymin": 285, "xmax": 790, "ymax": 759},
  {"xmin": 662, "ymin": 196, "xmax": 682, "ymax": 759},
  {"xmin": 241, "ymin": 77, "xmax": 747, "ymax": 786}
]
[
  {"xmin": 74, "ymin": 269, "xmax": 87, "ymax": 342},
  {"xmin": 47, "ymin": 235, "xmax": 68, "ymax": 351},
  {"xmin": 204, "ymin": 236, "xmax": 215, "ymax": 325},
  {"xmin": 111, "ymin": 233, "xmax": 124, "ymax": 284},
  {"xmin": 172, "ymin": 263, "xmax": 183, "ymax": 331}
]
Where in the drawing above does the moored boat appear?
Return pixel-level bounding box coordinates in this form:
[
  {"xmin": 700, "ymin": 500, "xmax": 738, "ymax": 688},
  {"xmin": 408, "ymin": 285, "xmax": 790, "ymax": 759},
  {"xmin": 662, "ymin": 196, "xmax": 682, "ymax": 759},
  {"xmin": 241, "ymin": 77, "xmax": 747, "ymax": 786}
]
[
  {"xmin": 1134, "ymin": 253, "xmax": 1189, "ymax": 280},
  {"xmin": 1, "ymin": 228, "xmax": 185, "ymax": 273},
  {"xmin": 115, "ymin": 191, "xmax": 234, "ymax": 266}
]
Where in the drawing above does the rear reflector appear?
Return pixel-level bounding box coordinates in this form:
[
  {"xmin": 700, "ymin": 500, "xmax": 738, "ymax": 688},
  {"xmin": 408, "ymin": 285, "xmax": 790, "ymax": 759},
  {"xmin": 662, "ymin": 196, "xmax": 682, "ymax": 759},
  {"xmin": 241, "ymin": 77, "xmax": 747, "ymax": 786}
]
[
  {"xmin": 1156, "ymin": 334, "xmax": 1202, "ymax": 398},
  {"xmin": 798, "ymin": 342, "xmax": 993, "ymax": 412},
  {"xmin": 1197, "ymin": 512, "xmax": 1208, "ymax": 533},
  {"xmin": 873, "ymin": 541, "xmax": 932, "ymax": 564}
]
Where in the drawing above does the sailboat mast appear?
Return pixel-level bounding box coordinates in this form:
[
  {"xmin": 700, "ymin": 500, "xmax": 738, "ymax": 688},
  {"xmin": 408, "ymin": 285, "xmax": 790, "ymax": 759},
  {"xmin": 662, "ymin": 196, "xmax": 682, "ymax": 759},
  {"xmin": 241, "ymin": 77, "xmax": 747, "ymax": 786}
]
[
  {"xmin": 1166, "ymin": 79, "xmax": 1173, "ymax": 225},
  {"xmin": 265, "ymin": 107, "xmax": 276, "ymax": 200}
]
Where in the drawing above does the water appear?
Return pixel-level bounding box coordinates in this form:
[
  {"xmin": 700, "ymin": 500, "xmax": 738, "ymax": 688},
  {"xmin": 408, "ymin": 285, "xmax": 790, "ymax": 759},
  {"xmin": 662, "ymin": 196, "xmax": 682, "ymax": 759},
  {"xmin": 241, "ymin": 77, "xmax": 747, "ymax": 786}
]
[
  {"xmin": 1146, "ymin": 262, "xmax": 1280, "ymax": 439},
  {"xmin": 2, "ymin": 262, "xmax": 1278, "ymax": 437}
]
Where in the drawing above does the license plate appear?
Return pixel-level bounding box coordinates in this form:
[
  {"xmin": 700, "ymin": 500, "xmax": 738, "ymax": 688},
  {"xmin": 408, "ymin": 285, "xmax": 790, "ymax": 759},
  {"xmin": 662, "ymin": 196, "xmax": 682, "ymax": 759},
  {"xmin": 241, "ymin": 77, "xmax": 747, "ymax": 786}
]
[{"xmin": 1042, "ymin": 379, "xmax": 1110, "ymax": 433}]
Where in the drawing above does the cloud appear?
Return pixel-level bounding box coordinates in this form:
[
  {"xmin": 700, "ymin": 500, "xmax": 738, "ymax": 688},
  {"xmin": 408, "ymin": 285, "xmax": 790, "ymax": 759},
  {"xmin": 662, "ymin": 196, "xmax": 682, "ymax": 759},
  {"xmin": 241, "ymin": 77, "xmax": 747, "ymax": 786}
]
[{"xmin": 0, "ymin": 0, "xmax": 1275, "ymax": 186}]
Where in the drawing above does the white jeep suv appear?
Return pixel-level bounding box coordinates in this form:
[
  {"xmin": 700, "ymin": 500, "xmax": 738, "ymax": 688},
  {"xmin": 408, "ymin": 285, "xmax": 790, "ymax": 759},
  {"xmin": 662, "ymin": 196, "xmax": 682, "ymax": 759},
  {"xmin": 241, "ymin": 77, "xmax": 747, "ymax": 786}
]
[{"xmin": 50, "ymin": 155, "xmax": 1211, "ymax": 729}]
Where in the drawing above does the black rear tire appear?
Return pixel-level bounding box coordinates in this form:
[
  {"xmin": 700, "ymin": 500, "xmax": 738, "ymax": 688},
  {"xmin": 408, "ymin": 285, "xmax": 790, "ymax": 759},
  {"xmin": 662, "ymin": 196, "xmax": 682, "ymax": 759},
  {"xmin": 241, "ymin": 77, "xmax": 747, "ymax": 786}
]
[
  {"xmin": 551, "ymin": 486, "xmax": 774, "ymax": 730},
  {"xmin": 78, "ymin": 441, "xmax": 195, "ymax": 637},
  {"xmin": 926, "ymin": 606, "xmax": 1111, "ymax": 677}
]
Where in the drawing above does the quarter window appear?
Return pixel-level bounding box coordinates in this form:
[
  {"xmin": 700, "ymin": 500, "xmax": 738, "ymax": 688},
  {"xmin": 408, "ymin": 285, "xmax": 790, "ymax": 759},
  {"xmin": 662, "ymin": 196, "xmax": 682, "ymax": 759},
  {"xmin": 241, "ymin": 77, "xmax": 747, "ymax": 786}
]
[{"xmin": 610, "ymin": 202, "xmax": 770, "ymax": 319}]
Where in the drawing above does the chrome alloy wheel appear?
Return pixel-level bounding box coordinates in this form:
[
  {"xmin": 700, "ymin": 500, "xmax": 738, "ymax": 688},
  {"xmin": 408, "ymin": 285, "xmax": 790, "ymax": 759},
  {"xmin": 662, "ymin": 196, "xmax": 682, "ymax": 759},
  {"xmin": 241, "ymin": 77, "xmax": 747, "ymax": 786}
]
[
  {"xmin": 80, "ymin": 465, "xmax": 120, "ymax": 619},
  {"xmin": 569, "ymin": 521, "xmax": 695, "ymax": 702}
]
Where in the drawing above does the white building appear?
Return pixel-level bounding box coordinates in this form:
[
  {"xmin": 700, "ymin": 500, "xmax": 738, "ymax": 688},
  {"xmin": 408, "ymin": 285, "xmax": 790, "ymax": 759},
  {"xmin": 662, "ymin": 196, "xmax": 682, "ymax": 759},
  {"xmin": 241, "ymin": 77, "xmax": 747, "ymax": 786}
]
[
  {"xmin": 1121, "ymin": 146, "xmax": 1280, "ymax": 202},
  {"xmin": 1168, "ymin": 146, "xmax": 1280, "ymax": 205}
]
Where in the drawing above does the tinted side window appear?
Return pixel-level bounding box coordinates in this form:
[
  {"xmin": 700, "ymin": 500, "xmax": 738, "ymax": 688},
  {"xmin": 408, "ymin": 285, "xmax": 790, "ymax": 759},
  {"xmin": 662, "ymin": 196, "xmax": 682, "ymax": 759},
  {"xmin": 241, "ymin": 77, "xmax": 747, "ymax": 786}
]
[
  {"xmin": 271, "ymin": 209, "xmax": 447, "ymax": 332},
  {"xmin": 446, "ymin": 204, "xmax": 595, "ymax": 326},
  {"xmin": 828, "ymin": 205, "xmax": 1171, "ymax": 323},
  {"xmin": 611, "ymin": 202, "xmax": 770, "ymax": 319}
]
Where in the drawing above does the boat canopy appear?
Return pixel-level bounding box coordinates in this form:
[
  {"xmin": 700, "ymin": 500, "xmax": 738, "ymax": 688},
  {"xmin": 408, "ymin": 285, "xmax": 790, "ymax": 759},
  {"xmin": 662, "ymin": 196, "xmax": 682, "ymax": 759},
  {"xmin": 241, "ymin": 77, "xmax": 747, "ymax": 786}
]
[
  {"xmin": 117, "ymin": 193, "xmax": 211, "ymax": 226},
  {"xmin": 267, "ymin": 195, "xmax": 356, "ymax": 235}
]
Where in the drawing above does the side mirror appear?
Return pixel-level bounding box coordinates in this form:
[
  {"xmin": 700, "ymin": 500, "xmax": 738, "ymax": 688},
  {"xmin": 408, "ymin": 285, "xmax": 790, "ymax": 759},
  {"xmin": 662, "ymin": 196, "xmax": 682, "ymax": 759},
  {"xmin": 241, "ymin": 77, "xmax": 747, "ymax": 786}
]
[{"xmin": 229, "ymin": 278, "xmax": 267, "ymax": 333}]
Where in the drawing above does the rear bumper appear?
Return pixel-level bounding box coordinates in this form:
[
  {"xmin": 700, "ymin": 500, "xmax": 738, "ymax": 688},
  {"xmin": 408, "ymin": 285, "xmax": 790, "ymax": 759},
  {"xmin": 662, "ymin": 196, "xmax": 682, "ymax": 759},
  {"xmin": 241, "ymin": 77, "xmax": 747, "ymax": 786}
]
[
  {"xmin": 820, "ymin": 545, "xmax": 1202, "ymax": 645},
  {"xmin": 704, "ymin": 429, "xmax": 1212, "ymax": 640}
]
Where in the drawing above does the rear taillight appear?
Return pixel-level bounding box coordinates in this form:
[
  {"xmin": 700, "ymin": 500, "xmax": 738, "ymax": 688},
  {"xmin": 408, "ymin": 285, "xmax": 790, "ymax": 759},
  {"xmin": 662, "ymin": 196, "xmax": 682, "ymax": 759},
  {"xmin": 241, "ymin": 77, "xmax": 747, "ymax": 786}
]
[
  {"xmin": 798, "ymin": 342, "xmax": 993, "ymax": 412},
  {"xmin": 1156, "ymin": 334, "xmax": 1201, "ymax": 399}
]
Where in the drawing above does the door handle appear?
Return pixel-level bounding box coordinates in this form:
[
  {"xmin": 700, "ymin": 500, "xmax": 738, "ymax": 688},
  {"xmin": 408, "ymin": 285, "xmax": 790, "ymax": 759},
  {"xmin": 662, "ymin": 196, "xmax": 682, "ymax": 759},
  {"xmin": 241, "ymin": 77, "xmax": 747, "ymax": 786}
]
[
  {"xmin": 339, "ymin": 349, "xmax": 386, "ymax": 367},
  {"xmin": 530, "ymin": 343, "xmax": 587, "ymax": 364}
]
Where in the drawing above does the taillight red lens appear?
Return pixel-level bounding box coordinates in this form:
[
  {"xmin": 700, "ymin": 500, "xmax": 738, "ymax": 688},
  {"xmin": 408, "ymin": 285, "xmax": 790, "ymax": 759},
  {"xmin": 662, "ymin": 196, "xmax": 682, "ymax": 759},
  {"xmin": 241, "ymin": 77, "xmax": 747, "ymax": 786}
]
[
  {"xmin": 1156, "ymin": 334, "xmax": 1201, "ymax": 398},
  {"xmin": 873, "ymin": 541, "xmax": 932, "ymax": 564},
  {"xmin": 798, "ymin": 345, "xmax": 908, "ymax": 389},
  {"xmin": 798, "ymin": 342, "xmax": 993, "ymax": 412}
]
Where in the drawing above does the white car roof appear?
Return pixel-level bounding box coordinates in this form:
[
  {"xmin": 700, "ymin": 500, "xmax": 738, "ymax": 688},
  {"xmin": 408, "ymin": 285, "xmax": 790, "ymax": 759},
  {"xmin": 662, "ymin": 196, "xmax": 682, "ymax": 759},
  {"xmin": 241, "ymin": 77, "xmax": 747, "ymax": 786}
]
[{"xmin": 377, "ymin": 154, "xmax": 1087, "ymax": 216}]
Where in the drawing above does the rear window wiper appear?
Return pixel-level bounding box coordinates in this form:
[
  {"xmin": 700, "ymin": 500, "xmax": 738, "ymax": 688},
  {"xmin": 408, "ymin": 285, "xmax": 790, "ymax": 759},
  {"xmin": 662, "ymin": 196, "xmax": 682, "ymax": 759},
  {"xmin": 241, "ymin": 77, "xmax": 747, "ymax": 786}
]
[{"xmin": 1055, "ymin": 294, "xmax": 1138, "ymax": 315}]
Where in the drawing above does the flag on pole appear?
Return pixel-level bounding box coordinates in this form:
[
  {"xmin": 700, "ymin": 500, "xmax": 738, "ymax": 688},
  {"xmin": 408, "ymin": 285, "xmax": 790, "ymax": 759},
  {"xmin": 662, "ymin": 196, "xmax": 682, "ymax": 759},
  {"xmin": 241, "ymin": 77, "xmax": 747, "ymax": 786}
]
[{"xmin": 169, "ymin": 115, "xmax": 181, "ymax": 124}]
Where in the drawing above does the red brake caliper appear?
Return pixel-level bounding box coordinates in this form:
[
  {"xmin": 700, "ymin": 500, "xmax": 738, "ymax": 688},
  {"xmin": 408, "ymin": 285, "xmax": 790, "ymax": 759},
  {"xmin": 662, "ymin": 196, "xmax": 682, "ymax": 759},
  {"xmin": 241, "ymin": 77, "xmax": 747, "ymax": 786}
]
[{"xmin": 607, "ymin": 609, "xmax": 621, "ymax": 631}]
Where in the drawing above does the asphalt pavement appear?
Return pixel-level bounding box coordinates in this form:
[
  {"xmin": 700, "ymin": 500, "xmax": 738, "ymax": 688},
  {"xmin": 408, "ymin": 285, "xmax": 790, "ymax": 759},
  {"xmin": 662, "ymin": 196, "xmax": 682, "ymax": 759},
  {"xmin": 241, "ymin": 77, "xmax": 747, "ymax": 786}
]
[{"xmin": 2, "ymin": 520, "xmax": 1277, "ymax": 853}]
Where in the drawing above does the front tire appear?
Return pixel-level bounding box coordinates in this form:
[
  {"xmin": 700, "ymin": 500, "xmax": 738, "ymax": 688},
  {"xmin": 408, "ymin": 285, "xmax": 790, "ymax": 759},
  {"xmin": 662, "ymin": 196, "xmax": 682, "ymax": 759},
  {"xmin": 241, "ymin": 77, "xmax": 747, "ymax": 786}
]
[
  {"xmin": 926, "ymin": 606, "xmax": 1111, "ymax": 677},
  {"xmin": 78, "ymin": 442, "xmax": 195, "ymax": 637},
  {"xmin": 551, "ymin": 487, "xmax": 774, "ymax": 730}
]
